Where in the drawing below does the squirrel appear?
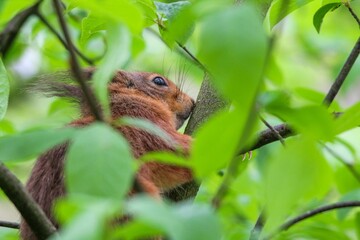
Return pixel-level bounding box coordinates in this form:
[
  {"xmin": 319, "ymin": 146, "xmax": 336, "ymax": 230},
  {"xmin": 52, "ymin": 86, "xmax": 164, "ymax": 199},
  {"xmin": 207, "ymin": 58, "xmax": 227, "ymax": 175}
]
[{"xmin": 20, "ymin": 69, "xmax": 195, "ymax": 240}]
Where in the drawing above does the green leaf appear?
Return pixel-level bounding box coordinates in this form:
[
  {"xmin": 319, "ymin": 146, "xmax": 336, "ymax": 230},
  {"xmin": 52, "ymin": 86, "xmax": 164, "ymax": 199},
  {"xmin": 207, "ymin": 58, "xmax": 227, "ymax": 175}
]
[
  {"xmin": 269, "ymin": 0, "xmax": 314, "ymax": 28},
  {"xmin": 198, "ymin": 4, "xmax": 267, "ymax": 107},
  {"xmin": 0, "ymin": 58, "xmax": 9, "ymax": 120},
  {"xmin": 66, "ymin": 123, "xmax": 134, "ymax": 200},
  {"xmin": 52, "ymin": 199, "xmax": 119, "ymax": 240},
  {"xmin": 259, "ymin": 90, "xmax": 291, "ymax": 112},
  {"xmin": 69, "ymin": 0, "xmax": 144, "ymax": 34},
  {"xmin": 270, "ymin": 105, "xmax": 336, "ymax": 141},
  {"xmin": 92, "ymin": 24, "xmax": 131, "ymax": 118},
  {"xmin": 127, "ymin": 196, "xmax": 222, "ymax": 240},
  {"xmin": 135, "ymin": 0, "xmax": 157, "ymax": 27},
  {"xmin": 191, "ymin": 108, "xmax": 246, "ymax": 178},
  {"xmin": 337, "ymin": 189, "xmax": 360, "ymax": 220},
  {"xmin": 335, "ymin": 102, "xmax": 360, "ymax": 134},
  {"xmin": 80, "ymin": 15, "xmax": 106, "ymax": 47},
  {"xmin": 155, "ymin": 1, "xmax": 194, "ymax": 46},
  {"xmin": 356, "ymin": 213, "xmax": 360, "ymax": 239},
  {"xmin": 0, "ymin": 0, "xmax": 37, "ymax": 24},
  {"xmin": 313, "ymin": 3, "xmax": 341, "ymax": 33},
  {"xmin": 117, "ymin": 117, "xmax": 175, "ymax": 147},
  {"xmin": 0, "ymin": 128, "xmax": 76, "ymax": 162},
  {"xmin": 154, "ymin": 1, "xmax": 190, "ymax": 20},
  {"xmin": 140, "ymin": 151, "xmax": 191, "ymax": 168},
  {"xmin": 265, "ymin": 138, "xmax": 332, "ymax": 230}
]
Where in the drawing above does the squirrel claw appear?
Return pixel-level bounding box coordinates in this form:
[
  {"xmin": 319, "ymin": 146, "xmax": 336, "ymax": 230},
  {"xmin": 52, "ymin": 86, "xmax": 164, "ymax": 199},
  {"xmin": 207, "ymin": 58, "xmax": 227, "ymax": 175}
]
[{"xmin": 242, "ymin": 151, "xmax": 253, "ymax": 161}]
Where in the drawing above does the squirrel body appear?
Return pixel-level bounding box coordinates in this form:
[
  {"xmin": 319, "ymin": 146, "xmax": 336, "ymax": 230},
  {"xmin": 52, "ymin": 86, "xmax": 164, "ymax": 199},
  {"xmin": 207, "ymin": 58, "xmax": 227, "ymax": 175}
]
[{"xmin": 20, "ymin": 69, "xmax": 194, "ymax": 240}]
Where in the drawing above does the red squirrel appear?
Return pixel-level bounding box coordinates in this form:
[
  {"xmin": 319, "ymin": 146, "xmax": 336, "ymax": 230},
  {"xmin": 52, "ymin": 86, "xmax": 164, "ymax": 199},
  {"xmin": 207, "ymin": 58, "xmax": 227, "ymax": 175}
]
[{"xmin": 20, "ymin": 69, "xmax": 195, "ymax": 240}]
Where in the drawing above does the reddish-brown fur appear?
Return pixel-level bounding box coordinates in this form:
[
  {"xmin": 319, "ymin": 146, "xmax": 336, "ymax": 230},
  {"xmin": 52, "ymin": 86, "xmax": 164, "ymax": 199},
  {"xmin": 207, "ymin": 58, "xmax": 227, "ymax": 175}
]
[{"xmin": 20, "ymin": 70, "xmax": 194, "ymax": 240}]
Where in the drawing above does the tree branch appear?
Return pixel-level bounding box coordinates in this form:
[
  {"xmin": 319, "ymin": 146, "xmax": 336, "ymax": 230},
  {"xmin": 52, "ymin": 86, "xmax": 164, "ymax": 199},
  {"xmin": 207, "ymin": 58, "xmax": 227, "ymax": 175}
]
[
  {"xmin": 35, "ymin": 12, "xmax": 95, "ymax": 66},
  {"xmin": 53, "ymin": 0, "xmax": 104, "ymax": 121},
  {"xmin": 0, "ymin": 220, "xmax": 19, "ymax": 229},
  {"xmin": 0, "ymin": 163, "xmax": 56, "ymax": 239},
  {"xmin": 266, "ymin": 201, "xmax": 360, "ymax": 239},
  {"xmin": 344, "ymin": 3, "xmax": 360, "ymax": 26},
  {"xmin": 323, "ymin": 36, "xmax": 360, "ymax": 106},
  {"xmin": 0, "ymin": 1, "xmax": 41, "ymax": 56}
]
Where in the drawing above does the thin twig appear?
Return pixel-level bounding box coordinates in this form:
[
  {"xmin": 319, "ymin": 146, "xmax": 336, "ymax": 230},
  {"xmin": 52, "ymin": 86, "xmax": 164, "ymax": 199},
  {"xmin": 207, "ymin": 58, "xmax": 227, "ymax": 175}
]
[
  {"xmin": 323, "ymin": 144, "xmax": 360, "ymax": 183},
  {"xmin": 344, "ymin": 3, "xmax": 360, "ymax": 26},
  {"xmin": 266, "ymin": 201, "xmax": 360, "ymax": 239},
  {"xmin": 53, "ymin": 0, "xmax": 103, "ymax": 121},
  {"xmin": 176, "ymin": 41, "xmax": 208, "ymax": 72},
  {"xmin": 0, "ymin": 220, "xmax": 19, "ymax": 229},
  {"xmin": 0, "ymin": 1, "xmax": 41, "ymax": 56},
  {"xmin": 249, "ymin": 211, "xmax": 265, "ymax": 240},
  {"xmin": 260, "ymin": 116, "xmax": 285, "ymax": 146},
  {"xmin": 323, "ymin": 36, "xmax": 360, "ymax": 106},
  {"xmin": 36, "ymin": 12, "xmax": 95, "ymax": 66},
  {"xmin": 0, "ymin": 163, "xmax": 56, "ymax": 239}
]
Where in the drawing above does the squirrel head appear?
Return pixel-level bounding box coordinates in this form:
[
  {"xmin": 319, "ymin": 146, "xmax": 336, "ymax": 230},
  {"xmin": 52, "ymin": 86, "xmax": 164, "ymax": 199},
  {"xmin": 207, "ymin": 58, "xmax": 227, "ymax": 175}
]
[{"xmin": 108, "ymin": 71, "xmax": 195, "ymax": 129}]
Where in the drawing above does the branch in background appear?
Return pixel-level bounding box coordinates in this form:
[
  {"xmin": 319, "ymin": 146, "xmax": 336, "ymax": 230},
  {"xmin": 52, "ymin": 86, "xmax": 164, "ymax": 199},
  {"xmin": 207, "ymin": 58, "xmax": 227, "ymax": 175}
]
[
  {"xmin": 36, "ymin": 12, "xmax": 95, "ymax": 66},
  {"xmin": 53, "ymin": 0, "xmax": 104, "ymax": 121},
  {"xmin": 323, "ymin": 36, "xmax": 360, "ymax": 106},
  {"xmin": 0, "ymin": 220, "xmax": 19, "ymax": 229},
  {"xmin": 266, "ymin": 201, "xmax": 360, "ymax": 239},
  {"xmin": 344, "ymin": 3, "xmax": 360, "ymax": 26},
  {"xmin": 0, "ymin": 1, "xmax": 41, "ymax": 56},
  {"xmin": 249, "ymin": 211, "xmax": 265, "ymax": 240},
  {"xmin": 0, "ymin": 163, "xmax": 56, "ymax": 239}
]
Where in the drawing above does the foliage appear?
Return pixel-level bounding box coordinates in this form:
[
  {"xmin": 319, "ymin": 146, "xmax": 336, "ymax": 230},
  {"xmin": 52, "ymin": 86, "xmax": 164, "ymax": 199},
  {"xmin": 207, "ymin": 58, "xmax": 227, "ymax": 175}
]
[{"xmin": 0, "ymin": 0, "xmax": 360, "ymax": 239}]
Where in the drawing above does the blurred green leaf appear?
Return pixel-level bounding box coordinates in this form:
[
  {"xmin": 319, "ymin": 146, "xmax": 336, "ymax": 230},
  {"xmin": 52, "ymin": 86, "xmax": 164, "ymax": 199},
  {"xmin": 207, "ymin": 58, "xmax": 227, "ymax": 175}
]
[
  {"xmin": 127, "ymin": 196, "xmax": 222, "ymax": 240},
  {"xmin": 337, "ymin": 189, "xmax": 360, "ymax": 220},
  {"xmin": 259, "ymin": 90, "xmax": 291, "ymax": 112},
  {"xmin": 0, "ymin": 128, "xmax": 76, "ymax": 162},
  {"xmin": 265, "ymin": 138, "xmax": 332, "ymax": 229},
  {"xmin": 294, "ymin": 87, "xmax": 326, "ymax": 104},
  {"xmin": 335, "ymin": 102, "xmax": 360, "ymax": 134},
  {"xmin": 191, "ymin": 108, "xmax": 246, "ymax": 179},
  {"xmin": 66, "ymin": 123, "xmax": 134, "ymax": 200},
  {"xmin": 356, "ymin": 212, "xmax": 360, "ymax": 239},
  {"xmin": 266, "ymin": 56, "xmax": 284, "ymax": 85},
  {"xmin": 155, "ymin": 1, "xmax": 190, "ymax": 20},
  {"xmin": 92, "ymin": 24, "xmax": 131, "ymax": 118},
  {"xmin": 269, "ymin": 0, "xmax": 314, "ymax": 28},
  {"xmin": 80, "ymin": 15, "xmax": 106, "ymax": 47},
  {"xmin": 135, "ymin": 0, "xmax": 157, "ymax": 27},
  {"xmin": 111, "ymin": 220, "xmax": 163, "ymax": 239},
  {"xmin": 0, "ymin": 58, "xmax": 9, "ymax": 120},
  {"xmin": 0, "ymin": 0, "xmax": 37, "ymax": 24},
  {"xmin": 52, "ymin": 199, "xmax": 119, "ymax": 240},
  {"xmin": 313, "ymin": 3, "xmax": 341, "ymax": 33},
  {"xmin": 68, "ymin": 0, "xmax": 144, "ymax": 34},
  {"xmin": 198, "ymin": 4, "xmax": 267, "ymax": 107},
  {"xmin": 270, "ymin": 105, "xmax": 336, "ymax": 140},
  {"xmin": 155, "ymin": 1, "xmax": 194, "ymax": 46},
  {"xmin": 0, "ymin": 119, "xmax": 15, "ymax": 136},
  {"xmin": 117, "ymin": 116, "xmax": 175, "ymax": 147},
  {"xmin": 140, "ymin": 151, "xmax": 191, "ymax": 168}
]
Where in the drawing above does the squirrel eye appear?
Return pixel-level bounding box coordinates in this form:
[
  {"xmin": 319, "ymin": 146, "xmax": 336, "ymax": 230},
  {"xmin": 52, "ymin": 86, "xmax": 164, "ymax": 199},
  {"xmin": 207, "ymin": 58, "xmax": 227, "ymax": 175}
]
[{"xmin": 152, "ymin": 77, "xmax": 167, "ymax": 86}]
